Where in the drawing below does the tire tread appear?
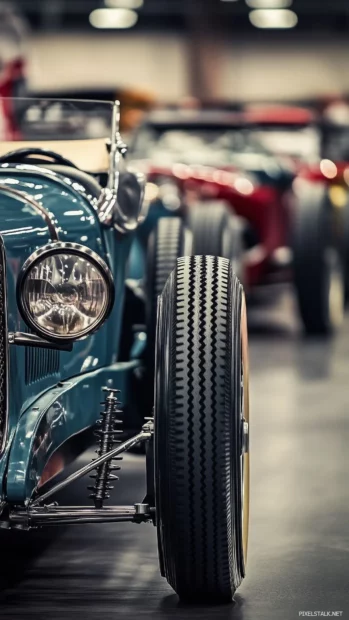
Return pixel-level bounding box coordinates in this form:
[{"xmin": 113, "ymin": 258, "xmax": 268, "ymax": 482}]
[{"xmin": 156, "ymin": 255, "xmax": 244, "ymax": 601}]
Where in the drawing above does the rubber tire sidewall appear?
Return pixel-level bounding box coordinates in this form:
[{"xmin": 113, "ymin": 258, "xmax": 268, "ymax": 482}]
[
  {"xmin": 188, "ymin": 201, "xmax": 245, "ymax": 283},
  {"xmin": 292, "ymin": 182, "xmax": 344, "ymax": 335},
  {"xmin": 144, "ymin": 217, "xmax": 189, "ymax": 415},
  {"xmin": 155, "ymin": 255, "xmax": 245, "ymax": 602}
]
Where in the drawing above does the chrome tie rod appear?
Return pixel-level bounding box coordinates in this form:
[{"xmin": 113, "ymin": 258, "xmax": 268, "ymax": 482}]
[
  {"xmin": 30, "ymin": 419, "xmax": 154, "ymax": 508},
  {"xmin": 10, "ymin": 503, "xmax": 153, "ymax": 529}
]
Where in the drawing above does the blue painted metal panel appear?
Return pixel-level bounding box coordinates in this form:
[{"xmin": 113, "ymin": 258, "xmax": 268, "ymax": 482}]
[{"xmin": 0, "ymin": 167, "xmax": 141, "ymax": 501}]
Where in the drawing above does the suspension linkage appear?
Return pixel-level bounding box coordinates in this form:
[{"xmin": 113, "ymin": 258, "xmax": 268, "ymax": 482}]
[
  {"xmin": 30, "ymin": 419, "xmax": 154, "ymax": 508},
  {"xmin": 10, "ymin": 503, "xmax": 154, "ymax": 529}
]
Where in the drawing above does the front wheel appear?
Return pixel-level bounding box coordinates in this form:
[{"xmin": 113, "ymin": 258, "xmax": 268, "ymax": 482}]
[{"xmin": 155, "ymin": 255, "xmax": 249, "ymax": 602}]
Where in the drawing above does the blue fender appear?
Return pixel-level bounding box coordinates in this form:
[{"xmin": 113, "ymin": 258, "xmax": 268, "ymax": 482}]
[{"xmin": 5, "ymin": 360, "xmax": 139, "ymax": 504}]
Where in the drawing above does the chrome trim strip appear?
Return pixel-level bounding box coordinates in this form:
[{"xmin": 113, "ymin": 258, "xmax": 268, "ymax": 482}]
[
  {"xmin": 107, "ymin": 101, "xmax": 121, "ymax": 192},
  {"xmin": 8, "ymin": 332, "xmax": 72, "ymax": 352},
  {"xmin": 0, "ymin": 163, "xmax": 99, "ymax": 211},
  {"xmin": 0, "ymin": 183, "xmax": 59, "ymax": 241}
]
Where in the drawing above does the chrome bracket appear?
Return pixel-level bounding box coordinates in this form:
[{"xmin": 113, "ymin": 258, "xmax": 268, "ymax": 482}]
[
  {"xmin": 142, "ymin": 417, "xmax": 154, "ymax": 436},
  {"xmin": 96, "ymin": 187, "xmax": 119, "ymax": 227},
  {"xmin": 8, "ymin": 332, "xmax": 73, "ymax": 352}
]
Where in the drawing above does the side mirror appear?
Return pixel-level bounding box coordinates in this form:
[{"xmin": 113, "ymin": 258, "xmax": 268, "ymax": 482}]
[
  {"xmin": 97, "ymin": 161, "xmax": 145, "ymax": 233},
  {"xmin": 98, "ymin": 102, "xmax": 143, "ymax": 231}
]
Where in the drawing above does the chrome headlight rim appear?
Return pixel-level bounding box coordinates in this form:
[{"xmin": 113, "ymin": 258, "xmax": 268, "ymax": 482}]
[{"xmin": 16, "ymin": 241, "xmax": 115, "ymax": 342}]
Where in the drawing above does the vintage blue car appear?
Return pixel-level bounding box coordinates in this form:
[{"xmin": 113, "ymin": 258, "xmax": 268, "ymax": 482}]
[{"xmin": 0, "ymin": 97, "xmax": 249, "ymax": 604}]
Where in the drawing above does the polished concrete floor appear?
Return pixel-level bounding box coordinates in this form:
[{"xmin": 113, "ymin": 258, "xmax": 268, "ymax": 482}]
[{"xmin": 0, "ymin": 287, "xmax": 348, "ymax": 619}]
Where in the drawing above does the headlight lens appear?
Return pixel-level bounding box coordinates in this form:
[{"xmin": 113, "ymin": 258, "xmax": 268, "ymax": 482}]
[{"xmin": 17, "ymin": 243, "xmax": 114, "ymax": 341}]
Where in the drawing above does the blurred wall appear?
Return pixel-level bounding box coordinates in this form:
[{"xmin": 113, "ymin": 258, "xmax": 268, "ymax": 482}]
[
  {"xmin": 28, "ymin": 33, "xmax": 187, "ymax": 99},
  {"xmin": 28, "ymin": 32, "xmax": 349, "ymax": 102},
  {"xmin": 221, "ymin": 36, "xmax": 349, "ymax": 101}
]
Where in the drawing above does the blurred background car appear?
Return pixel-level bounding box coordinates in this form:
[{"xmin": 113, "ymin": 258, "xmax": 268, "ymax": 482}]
[{"xmin": 129, "ymin": 107, "xmax": 347, "ymax": 335}]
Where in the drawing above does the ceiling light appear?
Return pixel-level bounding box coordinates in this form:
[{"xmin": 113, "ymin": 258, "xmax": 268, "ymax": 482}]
[
  {"xmin": 89, "ymin": 8, "xmax": 138, "ymax": 29},
  {"xmin": 246, "ymin": 0, "xmax": 292, "ymax": 7},
  {"xmin": 249, "ymin": 9, "xmax": 298, "ymax": 28},
  {"xmin": 105, "ymin": 0, "xmax": 144, "ymax": 8}
]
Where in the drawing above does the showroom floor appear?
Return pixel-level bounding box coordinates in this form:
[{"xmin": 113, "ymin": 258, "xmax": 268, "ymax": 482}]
[{"xmin": 0, "ymin": 287, "xmax": 348, "ymax": 620}]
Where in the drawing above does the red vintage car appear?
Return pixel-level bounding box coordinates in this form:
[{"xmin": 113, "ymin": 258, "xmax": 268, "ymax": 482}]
[
  {"xmin": 131, "ymin": 108, "xmax": 347, "ymax": 335},
  {"xmin": 243, "ymin": 103, "xmax": 349, "ymax": 297}
]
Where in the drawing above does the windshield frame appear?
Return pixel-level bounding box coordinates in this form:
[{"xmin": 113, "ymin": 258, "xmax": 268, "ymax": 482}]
[{"xmin": 0, "ymin": 97, "xmax": 121, "ymax": 177}]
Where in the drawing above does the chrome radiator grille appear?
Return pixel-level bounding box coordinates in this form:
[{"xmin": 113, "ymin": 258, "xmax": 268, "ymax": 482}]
[{"xmin": 0, "ymin": 238, "xmax": 8, "ymax": 453}]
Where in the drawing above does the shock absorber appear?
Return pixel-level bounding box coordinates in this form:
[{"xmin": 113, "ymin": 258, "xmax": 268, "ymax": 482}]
[{"xmin": 88, "ymin": 387, "xmax": 123, "ymax": 508}]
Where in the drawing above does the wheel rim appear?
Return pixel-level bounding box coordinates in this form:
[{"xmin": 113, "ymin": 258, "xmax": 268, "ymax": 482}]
[
  {"xmin": 326, "ymin": 248, "xmax": 344, "ymax": 329},
  {"xmin": 241, "ymin": 294, "xmax": 250, "ymax": 567},
  {"xmin": 223, "ymin": 220, "xmax": 244, "ymax": 283}
]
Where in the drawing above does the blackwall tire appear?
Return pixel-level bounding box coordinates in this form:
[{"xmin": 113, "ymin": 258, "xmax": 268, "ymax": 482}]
[
  {"xmin": 188, "ymin": 201, "xmax": 245, "ymax": 283},
  {"xmin": 155, "ymin": 255, "xmax": 249, "ymax": 603},
  {"xmin": 144, "ymin": 217, "xmax": 190, "ymax": 414},
  {"xmin": 341, "ymin": 200, "xmax": 349, "ymax": 305},
  {"xmin": 292, "ymin": 183, "xmax": 344, "ymax": 335}
]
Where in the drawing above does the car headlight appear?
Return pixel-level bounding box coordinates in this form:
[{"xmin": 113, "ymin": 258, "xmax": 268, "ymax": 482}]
[{"xmin": 17, "ymin": 242, "xmax": 114, "ymax": 341}]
